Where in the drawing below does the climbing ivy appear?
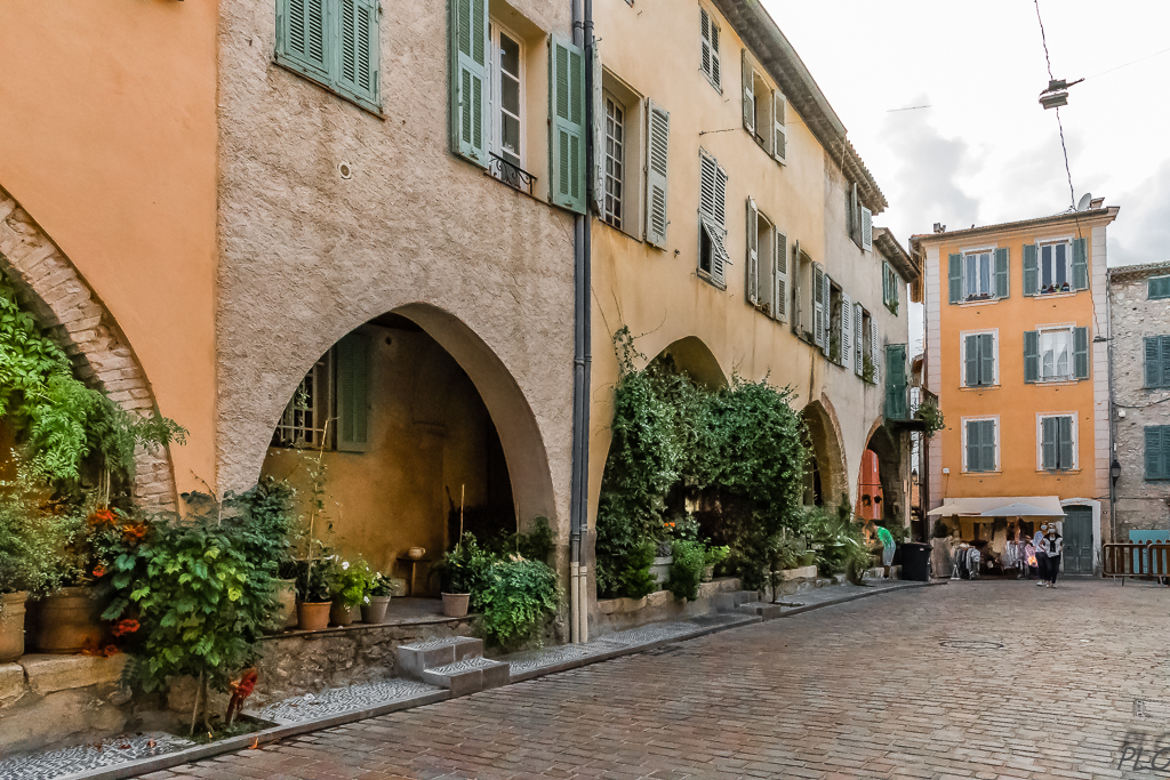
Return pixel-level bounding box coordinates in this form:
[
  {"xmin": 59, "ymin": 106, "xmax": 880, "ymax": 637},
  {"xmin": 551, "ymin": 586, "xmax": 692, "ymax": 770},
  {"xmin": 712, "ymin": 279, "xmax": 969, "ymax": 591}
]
[
  {"xmin": 596, "ymin": 328, "xmax": 809, "ymax": 596},
  {"xmin": 0, "ymin": 274, "xmax": 185, "ymax": 491}
]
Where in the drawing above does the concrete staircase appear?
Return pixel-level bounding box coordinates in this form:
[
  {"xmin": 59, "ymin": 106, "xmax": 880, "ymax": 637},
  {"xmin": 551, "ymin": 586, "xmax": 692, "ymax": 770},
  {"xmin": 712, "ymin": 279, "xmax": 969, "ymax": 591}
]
[{"xmin": 396, "ymin": 637, "xmax": 510, "ymax": 696}]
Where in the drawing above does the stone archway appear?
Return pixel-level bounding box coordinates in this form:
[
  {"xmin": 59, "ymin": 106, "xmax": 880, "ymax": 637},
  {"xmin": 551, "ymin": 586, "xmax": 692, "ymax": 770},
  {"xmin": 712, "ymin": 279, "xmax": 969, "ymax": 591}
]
[
  {"xmin": 0, "ymin": 186, "xmax": 175, "ymax": 506},
  {"xmin": 802, "ymin": 397, "xmax": 847, "ymax": 509},
  {"xmin": 648, "ymin": 336, "xmax": 728, "ymax": 390},
  {"xmin": 861, "ymin": 420, "xmax": 904, "ymax": 525}
]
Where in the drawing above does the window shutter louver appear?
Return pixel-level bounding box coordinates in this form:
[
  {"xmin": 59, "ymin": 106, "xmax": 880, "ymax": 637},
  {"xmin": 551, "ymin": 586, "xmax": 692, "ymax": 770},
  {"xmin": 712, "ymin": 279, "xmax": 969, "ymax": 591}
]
[
  {"xmin": 1073, "ymin": 326, "xmax": 1089, "ymax": 379},
  {"xmin": 773, "ymin": 231, "xmax": 787, "ymax": 320},
  {"xmin": 741, "ymin": 50, "xmax": 754, "ymax": 134},
  {"xmin": 995, "ymin": 247, "xmax": 1009, "ymax": 298},
  {"xmin": 979, "ymin": 333, "xmax": 994, "ymax": 385},
  {"xmin": 813, "ymin": 263, "xmax": 825, "ymax": 350},
  {"xmin": 871, "ymin": 319, "xmax": 881, "ymax": 386},
  {"xmin": 449, "ymin": 0, "xmax": 488, "ymax": 166},
  {"xmin": 645, "ymin": 100, "xmax": 670, "ymax": 248},
  {"xmin": 1041, "ymin": 417, "xmax": 1057, "ymax": 470},
  {"xmin": 710, "ymin": 23, "xmax": 720, "ymax": 86},
  {"xmin": 882, "ymin": 262, "xmax": 890, "ymax": 305},
  {"xmin": 589, "ymin": 38, "xmax": 605, "ymax": 216},
  {"xmin": 963, "ymin": 334, "xmax": 978, "ymax": 387},
  {"xmin": 713, "ymin": 165, "xmax": 727, "ymax": 227},
  {"xmin": 982, "ymin": 421, "xmax": 997, "ymax": 471},
  {"xmin": 1023, "ymin": 244, "xmax": 1038, "ymax": 296},
  {"xmin": 966, "ymin": 421, "xmax": 981, "ymax": 472},
  {"xmin": 550, "ymin": 36, "xmax": 587, "ymax": 213},
  {"xmin": 948, "ymin": 254, "xmax": 962, "ymax": 304},
  {"xmin": 772, "ymin": 91, "xmax": 787, "ymax": 163},
  {"xmin": 1161, "ymin": 336, "xmax": 1170, "ymax": 387},
  {"xmin": 336, "ymin": 0, "xmax": 379, "ymax": 109},
  {"xmin": 892, "ymin": 267, "xmax": 900, "ymax": 309},
  {"xmin": 849, "ymin": 183, "xmax": 859, "ymax": 243},
  {"xmin": 1146, "ymin": 427, "xmax": 1163, "ymax": 479},
  {"xmin": 841, "ymin": 292, "xmax": 853, "ymax": 373},
  {"xmin": 1058, "ymin": 416, "xmax": 1074, "ymax": 469},
  {"xmin": 336, "ymin": 330, "xmax": 372, "ymax": 452},
  {"xmin": 745, "ymin": 198, "xmax": 759, "ymax": 305},
  {"xmin": 860, "ymin": 207, "xmax": 873, "ymax": 251},
  {"xmin": 884, "ymin": 344, "xmax": 907, "ymax": 420},
  {"xmin": 279, "ymin": 0, "xmax": 329, "ymax": 77},
  {"xmin": 854, "ymin": 303, "xmax": 863, "ymax": 377},
  {"xmin": 1024, "ymin": 330, "xmax": 1039, "ymax": 383},
  {"xmin": 821, "ymin": 269, "xmax": 831, "ymax": 356},
  {"xmin": 1145, "ymin": 337, "xmax": 1161, "ymax": 387},
  {"xmin": 1072, "ymin": 237, "xmax": 1088, "ymax": 290}
]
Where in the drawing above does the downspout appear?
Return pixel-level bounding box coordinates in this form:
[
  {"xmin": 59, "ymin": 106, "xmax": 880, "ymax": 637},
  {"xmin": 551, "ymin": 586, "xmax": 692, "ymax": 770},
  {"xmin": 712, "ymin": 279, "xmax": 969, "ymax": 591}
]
[{"xmin": 569, "ymin": 0, "xmax": 593, "ymax": 644}]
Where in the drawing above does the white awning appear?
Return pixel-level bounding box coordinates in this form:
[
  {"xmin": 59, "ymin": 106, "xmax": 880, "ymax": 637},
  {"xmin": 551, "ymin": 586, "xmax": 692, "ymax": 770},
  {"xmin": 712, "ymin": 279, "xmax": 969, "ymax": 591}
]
[{"xmin": 927, "ymin": 496, "xmax": 1066, "ymax": 518}]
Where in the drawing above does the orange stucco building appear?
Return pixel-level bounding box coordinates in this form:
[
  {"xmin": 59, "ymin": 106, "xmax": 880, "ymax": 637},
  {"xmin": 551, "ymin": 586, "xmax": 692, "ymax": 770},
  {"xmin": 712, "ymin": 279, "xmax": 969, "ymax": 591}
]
[{"xmin": 912, "ymin": 204, "xmax": 1119, "ymax": 574}]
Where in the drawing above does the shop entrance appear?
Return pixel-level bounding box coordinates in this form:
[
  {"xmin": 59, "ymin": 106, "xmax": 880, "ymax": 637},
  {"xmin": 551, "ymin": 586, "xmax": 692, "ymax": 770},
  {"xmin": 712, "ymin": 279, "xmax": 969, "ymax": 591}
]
[{"xmin": 1063, "ymin": 506, "xmax": 1094, "ymax": 574}]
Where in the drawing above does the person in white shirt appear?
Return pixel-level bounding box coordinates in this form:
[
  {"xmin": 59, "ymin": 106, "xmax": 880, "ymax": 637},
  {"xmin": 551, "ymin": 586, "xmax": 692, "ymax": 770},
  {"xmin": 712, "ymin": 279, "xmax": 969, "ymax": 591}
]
[{"xmin": 1042, "ymin": 527, "xmax": 1063, "ymax": 588}]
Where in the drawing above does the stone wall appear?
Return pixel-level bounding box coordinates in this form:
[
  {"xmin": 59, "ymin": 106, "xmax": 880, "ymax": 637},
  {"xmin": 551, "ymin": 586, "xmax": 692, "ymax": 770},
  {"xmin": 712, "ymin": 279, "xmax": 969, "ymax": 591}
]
[
  {"xmin": 1110, "ymin": 266, "xmax": 1170, "ymax": 534},
  {"xmin": 593, "ymin": 578, "xmax": 743, "ymax": 636}
]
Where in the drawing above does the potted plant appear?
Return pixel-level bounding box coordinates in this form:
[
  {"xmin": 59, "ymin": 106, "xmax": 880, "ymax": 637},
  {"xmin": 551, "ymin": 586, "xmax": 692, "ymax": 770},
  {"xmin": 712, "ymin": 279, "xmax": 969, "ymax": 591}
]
[
  {"xmin": 437, "ymin": 534, "xmax": 491, "ymax": 618},
  {"xmin": 329, "ymin": 556, "xmax": 374, "ymax": 626},
  {"xmin": 702, "ymin": 544, "xmax": 730, "ymax": 582},
  {"xmin": 295, "ymin": 560, "xmax": 332, "ymax": 631},
  {"xmin": 362, "ymin": 572, "xmax": 393, "ymax": 623}
]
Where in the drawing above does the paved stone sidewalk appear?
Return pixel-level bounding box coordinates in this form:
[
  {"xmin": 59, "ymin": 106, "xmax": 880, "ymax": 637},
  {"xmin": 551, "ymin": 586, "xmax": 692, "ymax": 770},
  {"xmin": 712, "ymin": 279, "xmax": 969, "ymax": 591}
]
[{"xmin": 135, "ymin": 579, "xmax": 1170, "ymax": 779}]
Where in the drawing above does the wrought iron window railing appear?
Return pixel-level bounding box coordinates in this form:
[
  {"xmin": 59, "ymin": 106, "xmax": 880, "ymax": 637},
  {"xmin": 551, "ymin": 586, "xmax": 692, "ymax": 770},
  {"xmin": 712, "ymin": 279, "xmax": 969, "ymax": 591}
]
[{"xmin": 488, "ymin": 152, "xmax": 537, "ymax": 195}]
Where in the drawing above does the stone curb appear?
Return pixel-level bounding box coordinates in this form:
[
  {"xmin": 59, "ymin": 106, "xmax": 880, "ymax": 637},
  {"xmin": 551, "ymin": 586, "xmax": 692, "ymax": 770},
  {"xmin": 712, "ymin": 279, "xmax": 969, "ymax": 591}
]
[{"xmin": 55, "ymin": 580, "xmax": 932, "ymax": 780}]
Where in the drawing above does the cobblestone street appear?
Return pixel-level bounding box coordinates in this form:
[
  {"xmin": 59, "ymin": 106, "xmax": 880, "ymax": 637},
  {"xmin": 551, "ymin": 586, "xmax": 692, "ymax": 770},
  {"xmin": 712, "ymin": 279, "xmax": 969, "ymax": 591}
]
[{"xmin": 143, "ymin": 580, "xmax": 1170, "ymax": 779}]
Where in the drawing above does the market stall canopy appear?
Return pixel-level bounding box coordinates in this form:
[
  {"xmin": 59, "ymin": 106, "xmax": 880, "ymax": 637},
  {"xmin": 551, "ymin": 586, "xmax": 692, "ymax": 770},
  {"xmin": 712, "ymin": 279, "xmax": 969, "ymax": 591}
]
[{"xmin": 927, "ymin": 496, "xmax": 1066, "ymax": 518}]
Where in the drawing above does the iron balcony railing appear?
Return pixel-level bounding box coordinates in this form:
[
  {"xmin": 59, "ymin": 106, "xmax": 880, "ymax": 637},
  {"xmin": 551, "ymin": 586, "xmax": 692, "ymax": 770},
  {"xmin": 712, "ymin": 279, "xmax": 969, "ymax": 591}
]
[{"xmin": 488, "ymin": 152, "xmax": 537, "ymax": 195}]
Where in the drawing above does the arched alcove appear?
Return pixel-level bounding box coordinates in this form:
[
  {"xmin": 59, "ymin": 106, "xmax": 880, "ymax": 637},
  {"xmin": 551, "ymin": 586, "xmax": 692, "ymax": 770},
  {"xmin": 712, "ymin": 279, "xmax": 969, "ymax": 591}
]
[{"xmin": 801, "ymin": 397, "xmax": 847, "ymax": 509}]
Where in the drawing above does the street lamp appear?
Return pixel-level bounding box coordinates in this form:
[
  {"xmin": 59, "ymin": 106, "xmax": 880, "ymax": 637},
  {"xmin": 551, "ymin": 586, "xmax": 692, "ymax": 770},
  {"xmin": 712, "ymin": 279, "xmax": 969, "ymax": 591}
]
[{"xmin": 1111, "ymin": 459, "xmax": 1122, "ymax": 484}]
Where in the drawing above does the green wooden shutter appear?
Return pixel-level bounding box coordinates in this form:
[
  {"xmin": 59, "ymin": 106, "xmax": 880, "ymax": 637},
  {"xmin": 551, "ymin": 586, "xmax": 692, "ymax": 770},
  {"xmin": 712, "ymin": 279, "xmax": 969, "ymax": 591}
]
[
  {"xmin": 963, "ymin": 334, "xmax": 978, "ymax": 387},
  {"xmin": 1161, "ymin": 336, "xmax": 1170, "ymax": 388},
  {"xmin": 884, "ymin": 344, "xmax": 907, "ymax": 420},
  {"xmin": 1073, "ymin": 326, "xmax": 1089, "ymax": 380},
  {"xmin": 589, "ymin": 37, "xmax": 604, "ymax": 216},
  {"xmin": 1071, "ymin": 238, "xmax": 1088, "ymax": 290},
  {"xmin": 1058, "ymin": 416, "xmax": 1074, "ymax": 470},
  {"xmin": 550, "ymin": 36, "xmax": 587, "ymax": 213},
  {"xmin": 1146, "ymin": 427, "xmax": 1164, "ymax": 479},
  {"xmin": 891, "ymin": 266, "xmax": 900, "ymax": 309},
  {"xmin": 449, "ymin": 0, "xmax": 488, "ymax": 166},
  {"xmin": 981, "ymin": 420, "xmax": 997, "ymax": 471},
  {"xmin": 1041, "ymin": 417, "xmax": 1057, "ymax": 470},
  {"xmin": 336, "ymin": 331, "xmax": 372, "ymax": 452},
  {"xmin": 1023, "ymin": 244, "xmax": 1038, "ymax": 296},
  {"xmin": 948, "ymin": 254, "xmax": 961, "ymax": 304},
  {"xmin": 1024, "ymin": 330, "xmax": 1039, "ymax": 383},
  {"xmin": 277, "ymin": 0, "xmax": 329, "ymax": 78},
  {"xmin": 645, "ymin": 100, "xmax": 670, "ymax": 249},
  {"xmin": 978, "ymin": 333, "xmax": 994, "ymax": 385},
  {"xmin": 745, "ymin": 198, "xmax": 759, "ymax": 305},
  {"xmin": 336, "ymin": 0, "xmax": 379, "ymax": 110},
  {"xmin": 1145, "ymin": 337, "xmax": 1161, "ymax": 387},
  {"xmin": 966, "ymin": 421, "xmax": 981, "ymax": 471},
  {"xmin": 995, "ymin": 248, "xmax": 1009, "ymax": 298},
  {"xmin": 1149, "ymin": 277, "xmax": 1170, "ymax": 299}
]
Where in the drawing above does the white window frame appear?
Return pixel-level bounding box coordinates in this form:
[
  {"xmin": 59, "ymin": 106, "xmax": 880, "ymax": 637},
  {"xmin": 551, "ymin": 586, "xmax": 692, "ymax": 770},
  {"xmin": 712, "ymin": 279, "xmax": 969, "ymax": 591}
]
[
  {"xmin": 961, "ymin": 246, "xmax": 996, "ymax": 301},
  {"xmin": 699, "ymin": 5, "xmax": 721, "ymax": 92},
  {"xmin": 1037, "ymin": 323, "xmax": 1076, "ymax": 382},
  {"xmin": 602, "ymin": 90, "xmax": 626, "ymax": 230},
  {"xmin": 961, "ymin": 415, "xmax": 1000, "ymax": 474},
  {"xmin": 488, "ymin": 21, "xmax": 526, "ymax": 168},
  {"xmin": 1038, "ymin": 236, "xmax": 1074, "ymax": 295},
  {"xmin": 1036, "ymin": 412, "xmax": 1078, "ymax": 472},
  {"xmin": 959, "ymin": 328, "xmax": 999, "ymax": 388},
  {"xmin": 274, "ymin": 350, "xmax": 335, "ymax": 449}
]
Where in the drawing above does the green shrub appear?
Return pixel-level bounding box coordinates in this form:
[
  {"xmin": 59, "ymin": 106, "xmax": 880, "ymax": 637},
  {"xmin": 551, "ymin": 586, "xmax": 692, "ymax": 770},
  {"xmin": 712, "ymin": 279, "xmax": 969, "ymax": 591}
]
[
  {"xmin": 517, "ymin": 516, "xmax": 554, "ymax": 562},
  {"xmin": 614, "ymin": 539, "xmax": 658, "ymax": 599},
  {"xmin": 328, "ymin": 556, "xmax": 375, "ymax": 609},
  {"xmin": 477, "ymin": 558, "xmax": 560, "ymax": 650},
  {"xmin": 0, "ymin": 460, "xmax": 83, "ymax": 597},
  {"xmin": 436, "ymin": 533, "xmax": 496, "ymax": 607},
  {"xmin": 666, "ymin": 540, "xmax": 707, "ymax": 601}
]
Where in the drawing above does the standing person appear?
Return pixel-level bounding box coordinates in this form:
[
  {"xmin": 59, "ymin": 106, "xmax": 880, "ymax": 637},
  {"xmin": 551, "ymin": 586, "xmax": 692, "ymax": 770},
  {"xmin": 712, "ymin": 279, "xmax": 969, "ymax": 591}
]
[
  {"xmin": 875, "ymin": 523, "xmax": 896, "ymax": 579},
  {"xmin": 1034, "ymin": 524, "xmax": 1049, "ymax": 586},
  {"xmin": 1043, "ymin": 525, "xmax": 1064, "ymax": 588}
]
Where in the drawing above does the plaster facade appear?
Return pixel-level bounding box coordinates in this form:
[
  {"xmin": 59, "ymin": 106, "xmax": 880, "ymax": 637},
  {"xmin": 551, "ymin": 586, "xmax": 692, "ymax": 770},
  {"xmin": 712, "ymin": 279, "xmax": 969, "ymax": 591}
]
[
  {"xmin": 215, "ymin": 0, "xmax": 577, "ymax": 569},
  {"xmin": 588, "ymin": 0, "xmax": 916, "ymax": 533},
  {"xmin": 1108, "ymin": 262, "xmax": 1170, "ymax": 536}
]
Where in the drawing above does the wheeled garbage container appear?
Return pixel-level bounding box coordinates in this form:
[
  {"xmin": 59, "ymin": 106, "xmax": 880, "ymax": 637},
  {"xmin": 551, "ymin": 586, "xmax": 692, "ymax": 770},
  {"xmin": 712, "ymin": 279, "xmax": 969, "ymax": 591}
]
[{"xmin": 900, "ymin": 542, "xmax": 932, "ymax": 581}]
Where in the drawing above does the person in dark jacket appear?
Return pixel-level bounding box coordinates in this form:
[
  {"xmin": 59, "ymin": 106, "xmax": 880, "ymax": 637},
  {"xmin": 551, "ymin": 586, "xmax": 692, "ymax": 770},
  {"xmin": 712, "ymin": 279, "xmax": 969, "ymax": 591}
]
[{"xmin": 1042, "ymin": 526, "xmax": 1063, "ymax": 588}]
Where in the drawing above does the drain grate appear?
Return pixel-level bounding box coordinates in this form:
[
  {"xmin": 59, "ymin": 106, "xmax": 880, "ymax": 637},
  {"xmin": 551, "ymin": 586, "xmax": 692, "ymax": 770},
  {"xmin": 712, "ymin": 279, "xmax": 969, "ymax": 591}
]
[{"xmin": 939, "ymin": 639, "xmax": 1005, "ymax": 650}]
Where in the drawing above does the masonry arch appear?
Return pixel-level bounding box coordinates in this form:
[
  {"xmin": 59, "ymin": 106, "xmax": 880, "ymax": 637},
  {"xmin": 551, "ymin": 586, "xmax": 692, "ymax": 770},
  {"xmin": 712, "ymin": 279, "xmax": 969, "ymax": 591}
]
[
  {"xmin": 256, "ymin": 303, "xmax": 557, "ymax": 584},
  {"xmin": 801, "ymin": 397, "xmax": 847, "ymax": 509},
  {"xmin": 857, "ymin": 419, "xmax": 904, "ymax": 525},
  {"xmin": 646, "ymin": 336, "xmax": 728, "ymax": 390},
  {"xmin": 0, "ymin": 186, "xmax": 175, "ymax": 505}
]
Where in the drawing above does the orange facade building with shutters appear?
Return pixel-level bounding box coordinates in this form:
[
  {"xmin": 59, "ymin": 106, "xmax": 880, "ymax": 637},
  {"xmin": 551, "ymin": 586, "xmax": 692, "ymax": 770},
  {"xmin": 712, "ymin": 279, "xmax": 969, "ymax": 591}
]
[{"xmin": 912, "ymin": 205, "xmax": 1119, "ymax": 573}]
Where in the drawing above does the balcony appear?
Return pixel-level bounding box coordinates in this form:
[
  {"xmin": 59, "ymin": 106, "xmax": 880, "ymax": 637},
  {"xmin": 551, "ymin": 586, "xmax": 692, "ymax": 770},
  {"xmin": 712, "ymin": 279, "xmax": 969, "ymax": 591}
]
[{"xmin": 488, "ymin": 152, "xmax": 537, "ymax": 196}]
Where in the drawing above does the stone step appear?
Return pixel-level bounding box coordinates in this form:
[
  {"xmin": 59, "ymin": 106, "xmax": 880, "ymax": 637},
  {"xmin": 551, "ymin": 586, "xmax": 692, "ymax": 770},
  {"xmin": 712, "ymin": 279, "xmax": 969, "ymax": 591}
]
[
  {"xmin": 397, "ymin": 636, "xmax": 483, "ymax": 680},
  {"xmin": 737, "ymin": 601, "xmax": 783, "ymax": 619},
  {"xmin": 714, "ymin": 590, "xmax": 761, "ymax": 613},
  {"xmin": 421, "ymin": 656, "xmax": 510, "ymax": 696}
]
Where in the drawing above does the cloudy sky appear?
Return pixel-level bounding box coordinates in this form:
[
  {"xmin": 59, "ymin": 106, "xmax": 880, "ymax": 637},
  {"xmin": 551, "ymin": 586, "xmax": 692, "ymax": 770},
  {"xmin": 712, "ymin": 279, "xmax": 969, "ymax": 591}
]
[{"xmin": 763, "ymin": 0, "xmax": 1170, "ymax": 266}]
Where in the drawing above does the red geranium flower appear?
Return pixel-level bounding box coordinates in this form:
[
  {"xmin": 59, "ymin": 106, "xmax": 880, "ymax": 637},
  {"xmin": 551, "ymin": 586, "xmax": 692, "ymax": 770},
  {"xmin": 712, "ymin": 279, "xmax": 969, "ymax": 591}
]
[
  {"xmin": 111, "ymin": 618, "xmax": 140, "ymax": 637},
  {"xmin": 92, "ymin": 564, "xmax": 106, "ymax": 579}
]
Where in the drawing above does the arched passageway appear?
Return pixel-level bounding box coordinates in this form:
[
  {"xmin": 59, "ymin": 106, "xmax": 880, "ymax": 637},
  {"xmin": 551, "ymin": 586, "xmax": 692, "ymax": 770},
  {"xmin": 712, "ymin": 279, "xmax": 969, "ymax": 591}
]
[
  {"xmin": 857, "ymin": 422, "xmax": 904, "ymax": 525},
  {"xmin": 801, "ymin": 399, "xmax": 847, "ymax": 509}
]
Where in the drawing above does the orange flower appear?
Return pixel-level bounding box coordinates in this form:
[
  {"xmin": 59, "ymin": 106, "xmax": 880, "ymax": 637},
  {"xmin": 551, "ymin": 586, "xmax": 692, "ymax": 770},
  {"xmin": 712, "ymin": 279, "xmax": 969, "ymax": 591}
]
[
  {"xmin": 111, "ymin": 618, "xmax": 140, "ymax": 637},
  {"xmin": 92, "ymin": 564, "xmax": 106, "ymax": 579},
  {"xmin": 121, "ymin": 524, "xmax": 147, "ymax": 541},
  {"xmin": 88, "ymin": 508, "xmax": 117, "ymax": 527}
]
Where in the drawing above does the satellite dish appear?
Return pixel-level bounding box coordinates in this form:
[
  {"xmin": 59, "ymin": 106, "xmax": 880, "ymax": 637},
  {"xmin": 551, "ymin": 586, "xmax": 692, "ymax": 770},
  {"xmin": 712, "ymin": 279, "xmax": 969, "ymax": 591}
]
[{"xmin": 1076, "ymin": 193, "xmax": 1093, "ymax": 211}]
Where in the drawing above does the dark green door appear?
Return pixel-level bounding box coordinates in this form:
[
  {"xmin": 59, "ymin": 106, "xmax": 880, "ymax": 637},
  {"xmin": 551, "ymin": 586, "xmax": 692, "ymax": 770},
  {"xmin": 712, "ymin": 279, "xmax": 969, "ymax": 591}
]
[{"xmin": 1063, "ymin": 506, "xmax": 1094, "ymax": 574}]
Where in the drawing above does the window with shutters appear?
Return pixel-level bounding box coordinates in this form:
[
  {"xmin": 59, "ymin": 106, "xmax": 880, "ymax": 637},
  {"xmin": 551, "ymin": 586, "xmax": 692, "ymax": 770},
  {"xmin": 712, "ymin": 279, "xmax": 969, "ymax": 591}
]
[
  {"xmin": 597, "ymin": 73, "xmax": 645, "ymax": 239},
  {"xmin": 1149, "ymin": 276, "xmax": 1170, "ymax": 300},
  {"xmin": 1144, "ymin": 336, "xmax": 1170, "ymax": 388},
  {"xmin": 1037, "ymin": 413, "xmax": 1076, "ymax": 471},
  {"xmin": 960, "ymin": 330, "xmax": 998, "ymax": 388},
  {"xmin": 697, "ymin": 150, "xmax": 729, "ymax": 287},
  {"xmin": 962, "ymin": 417, "xmax": 999, "ymax": 473},
  {"xmin": 602, "ymin": 93, "xmax": 625, "ymax": 229},
  {"xmin": 699, "ymin": 6, "xmax": 721, "ymax": 92},
  {"xmin": 273, "ymin": 350, "xmax": 336, "ymax": 449},
  {"xmin": 828, "ymin": 282, "xmax": 843, "ymax": 364},
  {"xmin": 1038, "ymin": 240, "xmax": 1072, "ymax": 294},
  {"xmin": 740, "ymin": 50, "xmax": 787, "ymax": 163},
  {"xmin": 1039, "ymin": 326, "xmax": 1074, "ymax": 381},
  {"xmin": 275, "ymin": 0, "xmax": 380, "ymax": 113},
  {"xmin": 793, "ymin": 245, "xmax": 814, "ymax": 340},
  {"xmin": 746, "ymin": 204, "xmax": 784, "ymax": 320},
  {"xmin": 489, "ymin": 23, "xmax": 525, "ymax": 169},
  {"xmin": 882, "ymin": 263, "xmax": 900, "ymax": 314},
  {"xmin": 1145, "ymin": 425, "xmax": 1170, "ymax": 480},
  {"xmin": 1025, "ymin": 325, "xmax": 1087, "ymax": 383},
  {"xmin": 860, "ymin": 309, "xmax": 876, "ymax": 383}
]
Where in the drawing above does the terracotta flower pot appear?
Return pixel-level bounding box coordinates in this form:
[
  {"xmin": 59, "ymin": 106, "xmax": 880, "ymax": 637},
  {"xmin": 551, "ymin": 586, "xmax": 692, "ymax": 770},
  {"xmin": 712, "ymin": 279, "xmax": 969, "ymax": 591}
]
[
  {"xmin": 361, "ymin": 595, "xmax": 391, "ymax": 624},
  {"xmin": 266, "ymin": 579, "xmax": 298, "ymax": 633},
  {"xmin": 330, "ymin": 599, "xmax": 356, "ymax": 626},
  {"xmin": 0, "ymin": 592, "xmax": 28, "ymax": 662},
  {"xmin": 297, "ymin": 601, "xmax": 331, "ymax": 631},
  {"xmin": 32, "ymin": 585, "xmax": 104, "ymax": 653},
  {"xmin": 441, "ymin": 592, "xmax": 470, "ymax": 618}
]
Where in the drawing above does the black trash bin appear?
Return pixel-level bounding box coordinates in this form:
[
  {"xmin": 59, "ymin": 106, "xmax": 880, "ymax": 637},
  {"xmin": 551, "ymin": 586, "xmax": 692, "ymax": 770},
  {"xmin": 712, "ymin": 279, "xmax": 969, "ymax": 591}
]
[{"xmin": 900, "ymin": 542, "xmax": 932, "ymax": 581}]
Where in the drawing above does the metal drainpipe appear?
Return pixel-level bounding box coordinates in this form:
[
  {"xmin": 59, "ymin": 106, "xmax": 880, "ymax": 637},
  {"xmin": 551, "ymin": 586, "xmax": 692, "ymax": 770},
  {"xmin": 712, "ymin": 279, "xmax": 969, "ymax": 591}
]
[{"xmin": 568, "ymin": 0, "xmax": 593, "ymax": 644}]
